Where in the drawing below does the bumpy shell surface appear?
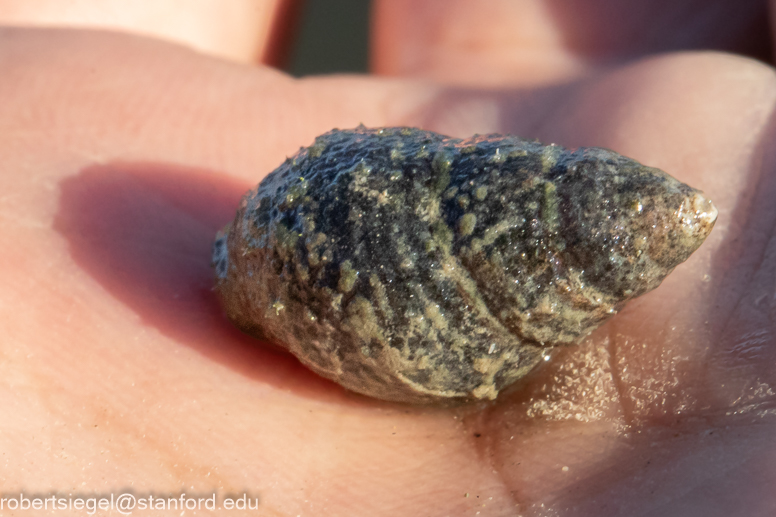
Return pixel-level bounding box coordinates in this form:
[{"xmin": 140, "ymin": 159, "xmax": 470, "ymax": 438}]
[{"xmin": 213, "ymin": 126, "xmax": 717, "ymax": 404}]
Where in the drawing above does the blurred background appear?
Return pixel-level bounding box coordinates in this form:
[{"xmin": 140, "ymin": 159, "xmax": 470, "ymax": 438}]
[
  {"xmin": 285, "ymin": 0, "xmax": 370, "ymax": 76},
  {"xmin": 0, "ymin": 0, "xmax": 769, "ymax": 87}
]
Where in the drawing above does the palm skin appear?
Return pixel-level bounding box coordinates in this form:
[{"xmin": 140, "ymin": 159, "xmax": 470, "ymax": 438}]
[{"xmin": 2, "ymin": 2, "xmax": 776, "ymax": 515}]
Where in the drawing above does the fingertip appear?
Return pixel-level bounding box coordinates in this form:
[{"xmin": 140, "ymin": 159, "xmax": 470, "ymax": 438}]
[
  {"xmin": 371, "ymin": 0, "xmax": 584, "ymax": 87},
  {"xmin": 371, "ymin": 0, "xmax": 772, "ymax": 87},
  {"xmin": 0, "ymin": 0, "xmax": 295, "ymax": 64}
]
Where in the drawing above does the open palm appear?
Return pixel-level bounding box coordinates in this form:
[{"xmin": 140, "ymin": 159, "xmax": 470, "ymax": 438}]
[{"xmin": 2, "ymin": 1, "xmax": 776, "ymax": 515}]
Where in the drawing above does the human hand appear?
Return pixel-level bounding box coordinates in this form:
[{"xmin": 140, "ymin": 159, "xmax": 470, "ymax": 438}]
[{"xmin": 2, "ymin": 1, "xmax": 776, "ymax": 515}]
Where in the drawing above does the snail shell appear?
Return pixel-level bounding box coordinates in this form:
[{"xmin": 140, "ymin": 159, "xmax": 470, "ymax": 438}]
[{"xmin": 213, "ymin": 126, "xmax": 717, "ymax": 404}]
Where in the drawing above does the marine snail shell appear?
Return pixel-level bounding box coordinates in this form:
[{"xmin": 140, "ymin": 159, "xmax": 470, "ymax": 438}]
[{"xmin": 213, "ymin": 126, "xmax": 717, "ymax": 404}]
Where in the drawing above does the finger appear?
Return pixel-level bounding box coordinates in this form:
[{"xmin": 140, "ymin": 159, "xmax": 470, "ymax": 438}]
[
  {"xmin": 372, "ymin": 0, "xmax": 771, "ymax": 86},
  {"xmin": 0, "ymin": 0, "xmax": 296, "ymax": 63}
]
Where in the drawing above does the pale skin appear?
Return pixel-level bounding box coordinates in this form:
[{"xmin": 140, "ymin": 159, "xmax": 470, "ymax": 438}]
[{"xmin": 1, "ymin": 1, "xmax": 776, "ymax": 515}]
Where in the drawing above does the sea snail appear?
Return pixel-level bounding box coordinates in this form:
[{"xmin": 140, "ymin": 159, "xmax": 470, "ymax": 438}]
[{"xmin": 212, "ymin": 126, "xmax": 717, "ymax": 404}]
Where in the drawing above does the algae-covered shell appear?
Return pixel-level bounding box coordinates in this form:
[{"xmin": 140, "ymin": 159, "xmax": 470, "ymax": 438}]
[{"xmin": 213, "ymin": 126, "xmax": 717, "ymax": 404}]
